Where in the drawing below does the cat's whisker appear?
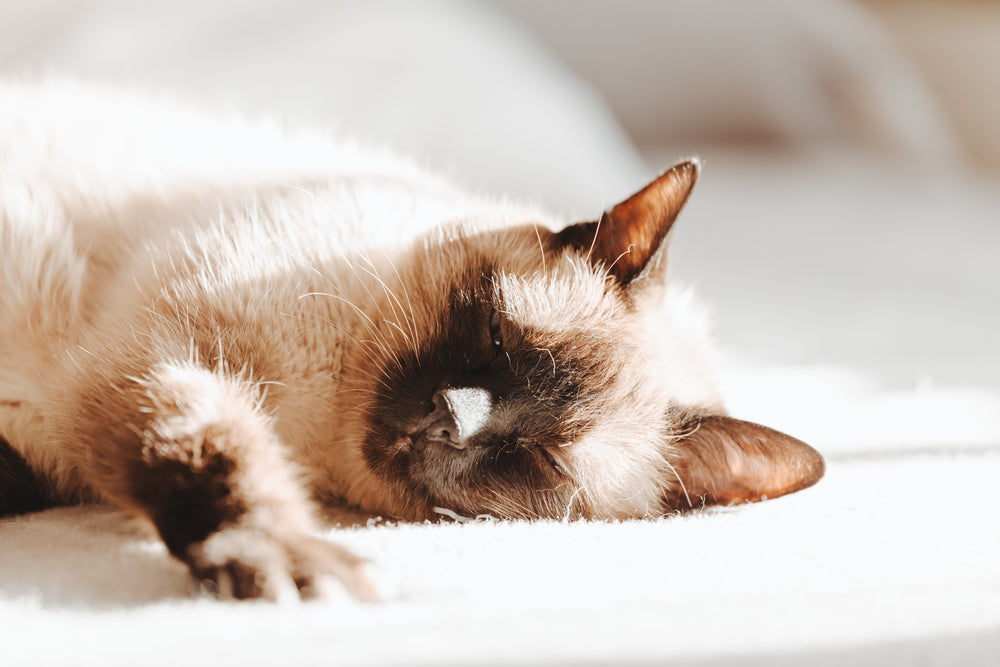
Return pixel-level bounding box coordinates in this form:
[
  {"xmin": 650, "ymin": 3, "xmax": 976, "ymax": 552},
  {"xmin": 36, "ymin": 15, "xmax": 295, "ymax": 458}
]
[
  {"xmin": 665, "ymin": 420, "xmax": 703, "ymax": 442},
  {"xmin": 562, "ymin": 486, "xmax": 584, "ymax": 522},
  {"xmin": 534, "ymin": 347, "xmax": 557, "ymax": 375},
  {"xmin": 307, "ymin": 263, "xmax": 344, "ymax": 286},
  {"xmin": 358, "ymin": 255, "xmax": 421, "ymax": 363},
  {"xmin": 365, "ymin": 339, "xmax": 402, "ymax": 376},
  {"xmin": 355, "ymin": 338, "xmax": 391, "ymax": 367},
  {"xmin": 332, "ymin": 387, "xmax": 380, "ymax": 398},
  {"xmin": 484, "ymin": 488, "xmax": 536, "ymax": 520},
  {"xmin": 334, "ymin": 251, "xmax": 409, "ymax": 363},
  {"xmin": 586, "ymin": 211, "xmax": 605, "ymax": 264},
  {"xmin": 660, "ymin": 457, "xmax": 692, "ymax": 509},
  {"xmin": 603, "ymin": 244, "xmax": 635, "ymax": 281},
  {"xmin": 337, "ymin": 356, "xmax": 390, "ymax": 378},
  {"xmin": 356, "ymin": 262, "xmax": 405, "ymax": 334},
  {"xmin": 364, "ymin": 277, "xmax": 419, "ymax": 363},
  {"xmin": 532, "ymin": 223, "xmax": 547, "ymax": 275},
  {"xmin": 358, "ymin": 339, "xmax": 402, "ymax": 379},
  {"xmin": 277, "ymin": 310, "xmax": 354, "ymax": 343},
  {"xmin": 356, "ymin": 254, "xmax": 403, "ymax": 318},
  {"xmin": 381, "ymin": 252, "xmax": 422, "ymax": 364},
  {"xmin": 297, "ymin": 291, "xmax": 396, "ymax": 362},
  {"xmin": 358, "ymin": 318, "xmax": 405, "ymax": 372},
  {"xmin": 296, "ymin": 299, "xmax": 394, "ymax": 371},
  {"xmin": 384, "ymin": 320, "xmax": 412, "ymax": 346}
]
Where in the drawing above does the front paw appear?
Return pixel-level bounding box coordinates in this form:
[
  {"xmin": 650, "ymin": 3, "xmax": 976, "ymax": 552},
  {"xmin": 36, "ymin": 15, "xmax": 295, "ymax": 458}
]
[{"xmin": 184, "ymin": 526, "xmax": 378, "ymax": 602}]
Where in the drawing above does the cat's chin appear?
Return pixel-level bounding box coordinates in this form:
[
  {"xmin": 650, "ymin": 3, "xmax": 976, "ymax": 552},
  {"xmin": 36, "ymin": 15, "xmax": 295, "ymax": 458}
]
[
  {"xmin": 370, "ymin": 433, "xmax": 509, "ymax": 520},
  {"xmin": 360, "ymin": 431, "xmax": 436, "ymax": 494},
  {"xmin": 392, "ymin": 436, "xmax": 461, "ymax": 499}
]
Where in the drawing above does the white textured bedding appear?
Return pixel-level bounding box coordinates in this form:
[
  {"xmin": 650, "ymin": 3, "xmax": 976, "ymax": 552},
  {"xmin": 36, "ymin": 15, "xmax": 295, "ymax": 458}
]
[
  {"xmin": 3, "ymin": 451, "xmax": 998, "ymax": 666},
  {"xmin": 1, "ymin": 1, "xmax": 997, "ymax": 665}
]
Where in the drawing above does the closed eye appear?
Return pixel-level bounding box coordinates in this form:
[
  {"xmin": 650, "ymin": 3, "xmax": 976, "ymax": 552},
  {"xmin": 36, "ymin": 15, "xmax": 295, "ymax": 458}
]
[
  {"xmin": 537, "ymin": 445, "xmax": 564, "ymax": 477},
  {"xmin": 516, "ymin": 436, "xmax": 562, "ymax": 475}
]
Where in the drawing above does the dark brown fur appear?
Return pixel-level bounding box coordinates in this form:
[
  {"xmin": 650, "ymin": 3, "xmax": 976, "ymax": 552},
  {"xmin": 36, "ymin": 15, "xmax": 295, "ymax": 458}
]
[{"xmin": 0, "ymin": 436, "xmax": 57, "ymax": 516}]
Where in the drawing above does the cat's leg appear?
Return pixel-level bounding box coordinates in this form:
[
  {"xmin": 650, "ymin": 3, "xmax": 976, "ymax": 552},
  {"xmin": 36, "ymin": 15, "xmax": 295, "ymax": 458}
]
[
  {"xmin": 56, "ymin": 358, "xmax": 376, "ymax": 601},
  {"xmin": 0, "ymin": 435, "xmax": 57, "ymax": 517}
]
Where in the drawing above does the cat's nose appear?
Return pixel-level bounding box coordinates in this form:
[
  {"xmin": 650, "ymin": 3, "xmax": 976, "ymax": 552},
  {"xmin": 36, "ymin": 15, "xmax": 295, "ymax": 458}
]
[{"xmin": 417, "ymin": 386, "xmax": 493, "ymax": 450}]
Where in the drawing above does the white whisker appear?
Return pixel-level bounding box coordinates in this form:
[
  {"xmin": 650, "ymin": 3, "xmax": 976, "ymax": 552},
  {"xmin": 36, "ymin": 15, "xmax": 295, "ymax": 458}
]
[
  {"xmin": 381, "ymin": 252, "xmax": 422, "ymax": 365},
  {"xmin": 586, "ymin": 212, "xmax": 605, "ymax": 263},
  {"xmin": 532, "ymin": 223, "xmax": 546, "ymax": 275},
  {"xmin": 604, "ymin": 243, "xmax": 635, "ymax": 278},
  {"xmin": 563, "ymin": 486, "xmax": 584, "ymax": 522},
  {"xmin": 661, "ymin": 458, "xmax": 692, "ymax": 509}
]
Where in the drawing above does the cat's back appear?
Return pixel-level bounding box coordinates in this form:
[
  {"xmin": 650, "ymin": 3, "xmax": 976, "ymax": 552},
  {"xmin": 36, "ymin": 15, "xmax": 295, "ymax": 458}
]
[
  {"xmin": 0, "ymin": 78, "xmax": 479, "ymax": 294},
  {"xmin": 0, "ymin": 80, "xmax": 481, "ymax": 451},
  {"xmin": 0, "ymin": 79, "xmax": 460, "ymax": 233}
]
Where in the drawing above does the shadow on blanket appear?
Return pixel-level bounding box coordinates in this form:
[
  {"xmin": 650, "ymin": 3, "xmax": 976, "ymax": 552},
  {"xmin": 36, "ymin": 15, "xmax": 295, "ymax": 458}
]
[{"xmin": 0, "ymin": 504, "xmax": 192, "ymax": 606}]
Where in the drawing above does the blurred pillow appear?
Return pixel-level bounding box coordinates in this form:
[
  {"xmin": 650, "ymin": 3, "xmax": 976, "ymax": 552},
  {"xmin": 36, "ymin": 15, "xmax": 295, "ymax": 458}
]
[
  {"xmin": 0, "ymin": 0, "xmax": 649, "ymax": 214},
  {"xmin": 497, "ymin": 0, "xmax": 960, "ymax": 161}
]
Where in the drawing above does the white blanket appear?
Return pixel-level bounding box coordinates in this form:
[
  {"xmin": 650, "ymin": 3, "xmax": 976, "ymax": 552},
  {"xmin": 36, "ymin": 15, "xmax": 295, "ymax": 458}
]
[{"xmin": 3, "ymin": 442, "xmax": 998, "ymax": 665}]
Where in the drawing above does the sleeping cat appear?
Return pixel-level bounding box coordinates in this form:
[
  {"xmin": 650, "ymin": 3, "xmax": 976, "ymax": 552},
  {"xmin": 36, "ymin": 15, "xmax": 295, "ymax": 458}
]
[{"xmin": 0, "ymin": 80, "xmax": 824, "ymax": 601}]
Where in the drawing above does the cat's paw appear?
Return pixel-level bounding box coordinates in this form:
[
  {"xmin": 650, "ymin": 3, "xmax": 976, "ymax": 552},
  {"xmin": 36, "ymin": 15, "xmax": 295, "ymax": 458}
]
[{"xmin": 184, "ymin": 526, "xmax": 378, "ymax": 602}]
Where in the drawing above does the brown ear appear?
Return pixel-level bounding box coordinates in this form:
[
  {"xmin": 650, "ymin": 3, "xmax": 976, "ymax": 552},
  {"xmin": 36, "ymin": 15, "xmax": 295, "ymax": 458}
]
[
  {"xmin": 555, "ymin": 159, "xmax": 699, "ymax": 286},
  {"xmin": 663, "ymin": 415, "xmax": 825, "ymax": 509}
]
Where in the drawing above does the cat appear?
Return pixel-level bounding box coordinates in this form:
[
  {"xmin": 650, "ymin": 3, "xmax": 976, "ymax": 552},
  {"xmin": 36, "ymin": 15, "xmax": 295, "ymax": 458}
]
[{"xmin": 0, "ymin": 80, "xmax": 824, "ymax": 601}]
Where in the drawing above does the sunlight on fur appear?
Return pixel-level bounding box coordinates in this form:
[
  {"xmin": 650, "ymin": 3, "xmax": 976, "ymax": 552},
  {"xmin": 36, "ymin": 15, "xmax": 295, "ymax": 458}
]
[{"xmin": 0, "ymin": 80, "xmax": 822, "ymax": 601}]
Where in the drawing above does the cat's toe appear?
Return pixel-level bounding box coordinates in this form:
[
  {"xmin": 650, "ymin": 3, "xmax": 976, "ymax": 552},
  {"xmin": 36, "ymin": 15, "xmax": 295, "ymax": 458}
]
[
  {"xmin": 195, "ymin": 558, "xmax": 295, "ymax": 602},
  {"xmin": 287, "ymin": 536, "xmax": 380, "ymax": 602},
  {"xmin": 185, "ymin": 527, "xmax": 372, "ymax": 602},
  {"xmin": 186, "ymin": 528, "xmax": 292, "ymax": 601}
]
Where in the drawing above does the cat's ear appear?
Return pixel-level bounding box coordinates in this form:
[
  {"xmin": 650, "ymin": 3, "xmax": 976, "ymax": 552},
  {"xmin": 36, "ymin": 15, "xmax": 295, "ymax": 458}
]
[
  {"xmin": 662, "ymin": 415, "xmax": 825, "ymax": 509},
  {"xmin": 555, "ymin": 159, "xmax": 699, "ymax": 286}
]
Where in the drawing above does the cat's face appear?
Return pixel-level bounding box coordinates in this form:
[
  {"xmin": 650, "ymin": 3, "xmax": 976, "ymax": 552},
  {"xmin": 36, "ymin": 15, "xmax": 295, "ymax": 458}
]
[
  {"xmin": 361, "ymin": 247, "xmax": 665, "ymax": 520},
  {"xmin": 354, "ymin": 161, "xmax": 825, "ymax": 521}
]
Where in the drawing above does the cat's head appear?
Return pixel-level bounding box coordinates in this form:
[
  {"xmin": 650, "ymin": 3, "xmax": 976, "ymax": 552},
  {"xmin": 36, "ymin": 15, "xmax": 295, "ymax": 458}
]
[{"xmin": 355, "ymin": 159, "xmax": 824, "ymax": 521}]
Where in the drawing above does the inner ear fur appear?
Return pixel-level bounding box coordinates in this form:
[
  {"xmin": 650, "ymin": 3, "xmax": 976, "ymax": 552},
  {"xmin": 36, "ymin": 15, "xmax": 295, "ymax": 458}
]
[
  {"xmin": 662, "ymin": 414, "xmax": 825, "ymax": 510},
  {"xmin": 555, "ymin": 159, "xmax": 699, "ymax": 286}
]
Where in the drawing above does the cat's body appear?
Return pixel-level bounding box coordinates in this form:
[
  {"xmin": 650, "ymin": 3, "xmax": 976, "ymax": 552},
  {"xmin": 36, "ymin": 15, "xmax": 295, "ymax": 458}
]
[{"xmin": 0, "ymin": 81, "xmax": 823, "ymax": 600}]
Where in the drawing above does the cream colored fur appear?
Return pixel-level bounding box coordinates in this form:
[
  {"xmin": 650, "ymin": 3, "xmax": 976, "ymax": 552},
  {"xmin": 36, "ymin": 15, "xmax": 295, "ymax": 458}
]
[{"xmin": 0, "ymin": 80, "xmax": 722, "ymax": 523}]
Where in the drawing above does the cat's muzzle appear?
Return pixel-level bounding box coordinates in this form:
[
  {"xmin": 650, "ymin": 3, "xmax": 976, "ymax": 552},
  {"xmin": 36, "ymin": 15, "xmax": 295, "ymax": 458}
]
[{"xmin": 410, "ymin": 386, "xmax": 493, "ymax": 450}]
